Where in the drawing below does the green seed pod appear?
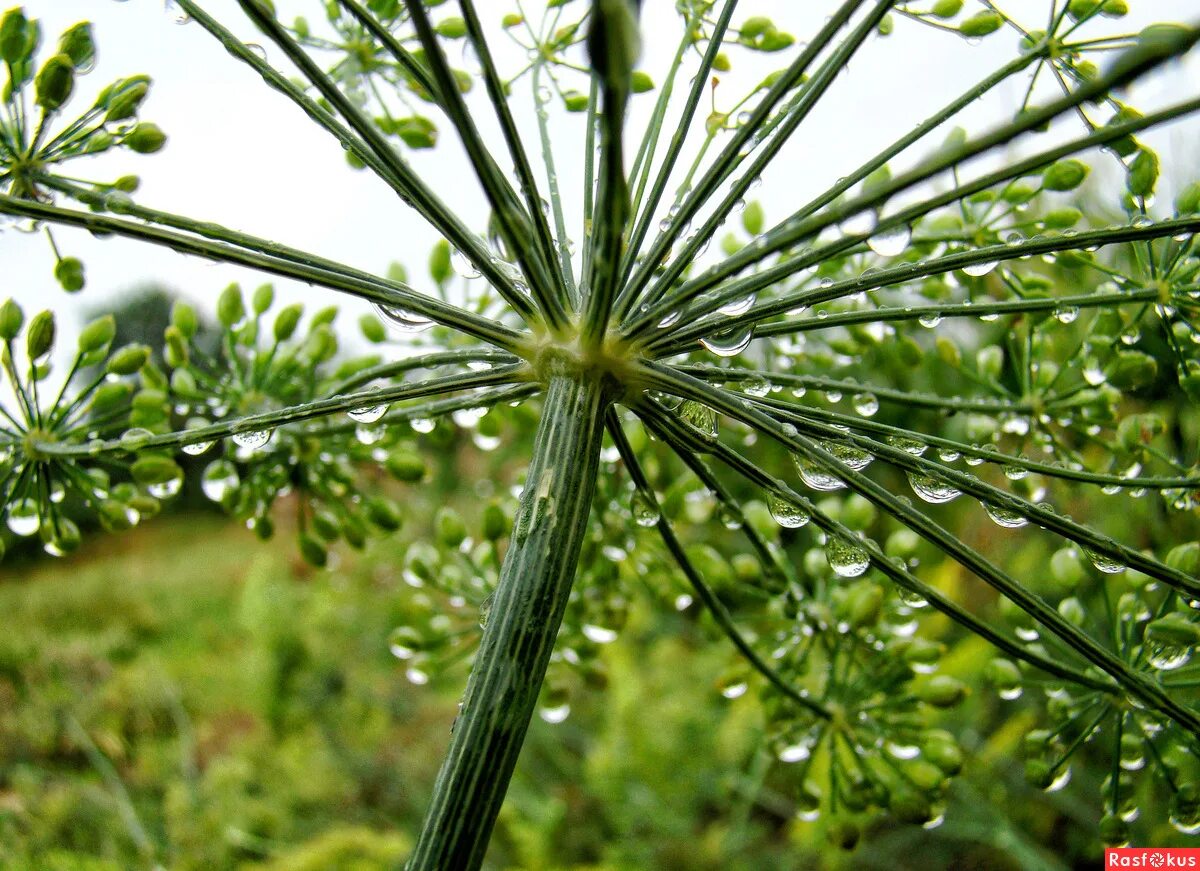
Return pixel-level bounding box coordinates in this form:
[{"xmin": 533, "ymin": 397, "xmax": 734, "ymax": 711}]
[
  {"xmin": 396, "ymin": 115, "xmax": 437, "ymax": 149},
  {"xmin": 1116, "ymin": 413, "xmax": 1164, "ymax": 451},
  {"xmin": 170, "ymin": 367, "xmax": 200, "ymax": 399},
  {"xmin": 247, "ymin": 283, "xmax": 272, "ymax": 316},
  {"xmin": 103, "ymin": 77, "xmax": 150, "ymax": 122},
  {"xmin": 387, "ymin": 449, "xmax": 426, "ymax": 482},
  {"xmin": 916, "ymin": 675, "xmax": 967, "ymax": 708},
  {"xmin": 731, "ymin": 552, "xmax": 760, "ymax": 582},
  {"xmin": 166, "ymin": 300, "xmax": 196, "ymax": 338},
  {"xmin": 429, "ymin": 239, "xmax": 452, "ymax": 286},
  {"xmin": 935, "ymin": 336, "xmax": 961, "ymax": 368},
  {"xmin": 1175, "ymin": 181, "xmax": 1200, "ymax": 215},
  {"xmin": 931, "ymin": 0, "xmax": 963, "ymax": 18},
  {"xmin": 741, "ymin": 200, "xmax": 764, "ymax": 236},
  {"xmin": 1166, "ymin": 542, "xmax": 1199, "ymax": 576},
  {"xmin": 299, "ymin": 533, "xmax": 328, "ymax": 568},
  {"xmin": 482, "ymin": 502, "xmax": 507, "ymax": 541},
  {"xmin": 54, "ymin": 256, "xmax": 85, "ymax": 292},
  {"xmin": 0, "ymin": 298, "xmax": 24, "ymax": 340},
  {"xmin": 0, "ymin": 8, "xmax": 31, "ymax": 66},
  {"xmin": 986, "ymin": 657, "xmax": 1021, "ymax": 691},
  {"xmin": 309, "ymin": 508, "xmax": 340, "ymax": 542},
  {"xmin": 359, "ymin": 313, "xmax": 386, "ymax": 344},
  {"xmin": 1058, "ymin": 597, "xmax": 1086, "ymax": 626},
  {"xmin": 341, "ymin": 513, "xmax": 368, "ymax": 550},
  {"xmin": 125, "ymin": 121, "xmax": 166, "ymax": 153},
  {"xmin": 106, "ymin": 343, "xmax": 150, "ymax": 376},
  {"xmin": 562, "ymin": 89, "xmax": 588, "ymax": 112},
  {"xmin": 36, "ymin": 53, "xmax": 75, "ymax": 111},
  {"xmin": 839, "ymin": 580, "xmax": 883, "ymax": 628},
  {"xmin": 630, "ymin": 70, "xmax": 654, "ymax": 93},
  {"xmin": 26, "ymin": 310, "xmax": 55, "ymax": 361},
  {"xmin": 57, "ymin": 21, "xmax": 93, "ymax": 69},
  {"xmin": 1049, "ymin": 547, "xmax": 1087, "ymax": 589},
  {"xmin": 436, "ymin": 506, "xmax": 467, "ymax": 548},
  {"xmin": 959, "ymin": 11, "xmax": 1002, "ymax": 37},
  {"xmin": 163, "ymin": 324, "xmax": 189, "ymax": 368},
  {"xmin": 902, "ymin": 636, "xmax": 944, "ymax": 667},
  {"xmin": 434, "ymin": 16, "xmax": 467, "ymax": 38},
  {"xmin": 271, "ymin": 303, "xmax": 303, "ymax": 343},
  {"xmin": 900, "ymin": 758, "xmax": 945, "ymax": 793},
  {"xmin": 217, "ymin": 283, "xmax": 245, "ymax": 328},
  {"xmin": 1127, "ymin": 147, "xmax": 1159, "ymax": 198},
  {"xmin": 366, "ymin": 497, "xmax": 403, "ymax": 532},
  {"xmin": 1066, "ymin": 0, "xmax": 1101, "ymax": 19},
  {"xmin": 91, "ymin": 381, "xmax": 132, "ymax": 412},
  {"xmin": 975, "ymin": 344, "xmax": 1003, "ymax": 380},
  {"xmin": 130, "ymin": 455, "xmax": 181, "ymax": 486},
  {"xmin": 78, "ymin": 314, "xmax": 116, "ymax": 354},
  {"xmin": 1042, "ymin": 207, "xmax": 1082, "ymax": 229},
  {"xmin": 501, "ymin": 13, "xmax": 523, "ymax": 28},
  {"xmin": 921, "ymin": 732, "xmax": 964, "ymax": 775},
  {"xmin": 1042, "ymin": 158, "xmax": 1089, "ymax": 192}
]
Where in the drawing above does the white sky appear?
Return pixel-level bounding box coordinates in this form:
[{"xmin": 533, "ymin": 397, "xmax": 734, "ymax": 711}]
[{"xmin": 2, "ymin": 1, "xmax": 1198, "ymax": 340}]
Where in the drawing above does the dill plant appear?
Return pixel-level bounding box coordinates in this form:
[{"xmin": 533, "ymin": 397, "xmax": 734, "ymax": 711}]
[{"xmin": 2, "ymin": 0, "xmax": 1200, "ymax": 866}]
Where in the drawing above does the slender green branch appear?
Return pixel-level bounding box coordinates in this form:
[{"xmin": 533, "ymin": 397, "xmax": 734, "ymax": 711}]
[
  {"xmin": 406, "ymin": 0, "xmax": 568, "ymax": 330},
  {"xmin": 303, "ymin": 383, "xmax": 538, "ymax": 438},
  {"xmin": 33, "ymin": 365, "xmax": 528, "ymax": 458},
  {"xmin": 626, "ymin": 48, "xmax": 1200, "ymax": 336},
  {"xmin": 613, "ymin": 0, "xmax": 738, "ymax": 315},
  {"xmin": 330, "ymin": 349, "xmax": 517, "ymax": 394},
  {"xmin": 0, "ymin": 194, "xmax": 523, "ymax": 352},
  {"xmin": 219, "ymin": 0, "xmax": 541, "ymax": 324},
  {"xmin": 620, "ymin": 0, "xmax": 872, "ymax": 310},
  {"xmin": 637, "ymin": 0, "xmax": 898, "ymax": 312}
]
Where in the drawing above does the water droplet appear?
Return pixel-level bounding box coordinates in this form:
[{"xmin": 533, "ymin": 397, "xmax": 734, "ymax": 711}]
[
  {"xmin": 164, "ymin": 0, "xmax": 191, "ymax": 24},
  {"xmin": 826, "ymin": 534, "xmax": 871, "ymax": 578},
  {"xmin": 388, "ymin": 626, "xmax": 421, "ymax": 659},
  {"xmin": 201, "ymin": 460, "xmax": 239, "ymax": 502},
  {"xmin": 918, "ymin": 312, "xmax": 942, "ymax": 329},
  {"xmin": 767, "ymin": 490, "xmax": 810, "ymax": 528},
  {"xmin": 6, "ymin": 498, "xmax": 40, "ymax": 536},
  {"xmin": 657, "ymin": 310, "xmax": 680, "ymax": 328},
  {"xmin": 867, "ymin": 224, "xmax": 912, "ymax": 257},
  {"xmin": 741, "ymin": 376, "xmax": 770, "ymax": 397},
  {"xmin": 231, "ymin": 428, "xmax": 272, "ymax": 450},
  {"xmin": 983, "ymin": 502, "xmax": 1028, "ymax": 528},
  {"xmin": 1081, "ymin": 544, "xmax": 1124, "ymax": 574},
  {"xmin": 182, "ymin": 439, "xmax": 212, "ymax": 456},
  {"xmin": 907, "ymin": 472, "xmax": 961, "ymax": 503},
  {"xmin": 349, "ymin": 404, "xmax": 389, "ymax": 423},
  {"xmin": 582, "ymin": 624, "xmax": 618, "ymax": 644},
  {"xmin": 450, "ymin": 248, "xmax": 482, "ymax": 278},
  {"xmin": 852, "ymin": 393, "xmax": 879, "ymax": 417},
  {"xmin": 962, "ymin": 260, "xmax": 998, "ymax": 277},
  {"xmin": 375, "ymin": 303, "xmax": 434, "ymax": 333},
  {"xmin": 699, "ymin": 324, "xmax": 753, "ymax": 357},
  {"xmin": 794, "ymin": 455, "xmax": 845, "ymax": 491},
  {"xmin": 631, "ymin": 489, "xmax": 660, "ymax": 527},
  {"xmin": 1043, "ymin": 766, "xmax": 1071, "ymax": 793},
  {"xmin": 478, "ymin": 592, "xmax": 494, "ymax": 630},
  {"xmin": 410, "ymin": 418, "xmax": 436, "ymax": 434},
  {"xmin": 718, "ymin": 294, "xmax": 756, "ymax": 316},
  {"xmin": 539, "ymin": 703, "xmax": 570, "ymax": 723},
  {"xmin": 680, "ymin": 400, "xmax": 718, "ymax": 439},
  {"xmin": 1053, "ymin": 305, "xmax": 1079, "ymax": 324},
  {"xmin": 245, "ymin": 42, "xmax": 266, "ymax": 61}
]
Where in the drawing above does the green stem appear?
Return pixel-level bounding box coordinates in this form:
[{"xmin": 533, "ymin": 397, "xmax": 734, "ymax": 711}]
[{"xmin": 408, "ymin": 374, "xmax": 609, "ymax": 870}]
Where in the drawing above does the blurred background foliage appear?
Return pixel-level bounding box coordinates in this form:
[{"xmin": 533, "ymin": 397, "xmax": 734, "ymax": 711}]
[{"xmin": 0, "ymin": 369, "xmax": 1194, "ymax": 870}]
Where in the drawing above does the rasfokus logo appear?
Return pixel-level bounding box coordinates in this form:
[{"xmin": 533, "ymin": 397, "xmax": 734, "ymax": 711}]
[{"xmin": 1106, "ymin": 849, "xmax": 1200, "ymax": 868}]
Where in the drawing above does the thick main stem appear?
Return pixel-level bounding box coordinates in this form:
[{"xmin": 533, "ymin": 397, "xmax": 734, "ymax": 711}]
[{"xmin": 407, "ymin": 374, "xmax": 610, "ymax": 870}]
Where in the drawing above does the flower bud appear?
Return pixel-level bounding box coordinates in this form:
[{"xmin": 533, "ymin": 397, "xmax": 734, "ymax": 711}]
[
  {"xmin": 916, "ymin": 675, "xmax": 967, "ymax": 707},
  {"xmin": 1105, "ymin": 350, "xmax": 1157, "ymax": 390},
  {"xmin": 630, "ymin": 70, "xmax": 654, "ymax": 93},
  {"xmin": 562, "ymin": 89, "xmax": 588, "ymax": 112},
  {"xmin": 1042, "ymin": 158, "xmax": 1089, "ymax": 192},
  {"xmin": 36, "ymin": 53, "xmax": 76, "ymax": 111},
  {"xmin": 125, "ymin": 122, "xmax": 167, "ymax": 154},
  {"xmin": 959, "ymin": 11, "xmax": 1002, "ymax": 37},
  {"xmin": 273, "ymin": 303, "xmax": 303, "ymax": 342},
  {"xmin": 54, "ymin": 256, "xmax": 85, "ymax": 292},
  {"xmin": 26, "ymin": 310, "xmax": 55, "ymax": 361},
  {"xmin": 299, "ymin": 533, "xmax": 328, "ymax": 568},
  {"xmin": 436, "ymin": 506, "xmax": 467, "ymax": 548},
  {"xmin": 58, "ymin": 21, "xmax": 95, "ymax": 70},
  {"xmin": 102, "ymin": 77, "xmax": 150, "ymax": 122},
  {"xmin": 1166, "ymin": 542, "xmax": 1199, "ymax": 576},
  {"xmin": 0, "ymin": 298, "xmax": 25, "ymax": 340},
  {"xmin": 106, "ymin": 343, "xmax": 150, "ymax": 375},
  {"xmin": 366, "ymin": 497, "xmax": 403, "ymax": 532},
  {"xmin": 741, "ymin": 200, "xmax": 764, "ymax": 236},
  {"xmin": 434, "ymin": 16, "xmax": 467, "ymax": 38},
  {"xmin": 1127, "ymin": 147, "xmax": 1159, "ymax": 198},
  {"xmin": 78, "ymin": 314, "xmax": 116, "ymax": 354},
  {"xmin": 931, "ymin": 0, "xmax": 963, "ymax": 17},
  {"xmin": 1176, "ymin": 181, "xmax": 1200, "ymax": 215},
  {"xmin": 482, "ymin": 502, "xmax": 507, "ymax": 541},
  {"xmin": 396, "ymin": 115, "xmax": 437, "ymax": 149},
  {"xmin": 359, "ymin": 313, "xmax": 386, "ymax": 343},
  {"xmin": 387, "ymin": 449, "xmax": 426, "ymax": 482},
  {"xmin": 217, "ymin": 283, "xmax": 245, "ymax": 328},
  {"xmin": 0, "ymin": 9, "xmax": 32, "ymax": 66}
]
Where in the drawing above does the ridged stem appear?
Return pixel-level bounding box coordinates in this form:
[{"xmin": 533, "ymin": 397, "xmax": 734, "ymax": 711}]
[{"xmin": 407, "ymin": 373, "xmax": 610, "ymax": 870}]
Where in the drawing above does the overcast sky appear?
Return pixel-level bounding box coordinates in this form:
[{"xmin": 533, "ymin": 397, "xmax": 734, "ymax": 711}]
[{"xmin": 3, "ymin": 1, "xmax": 1198, "ymax": 339}]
